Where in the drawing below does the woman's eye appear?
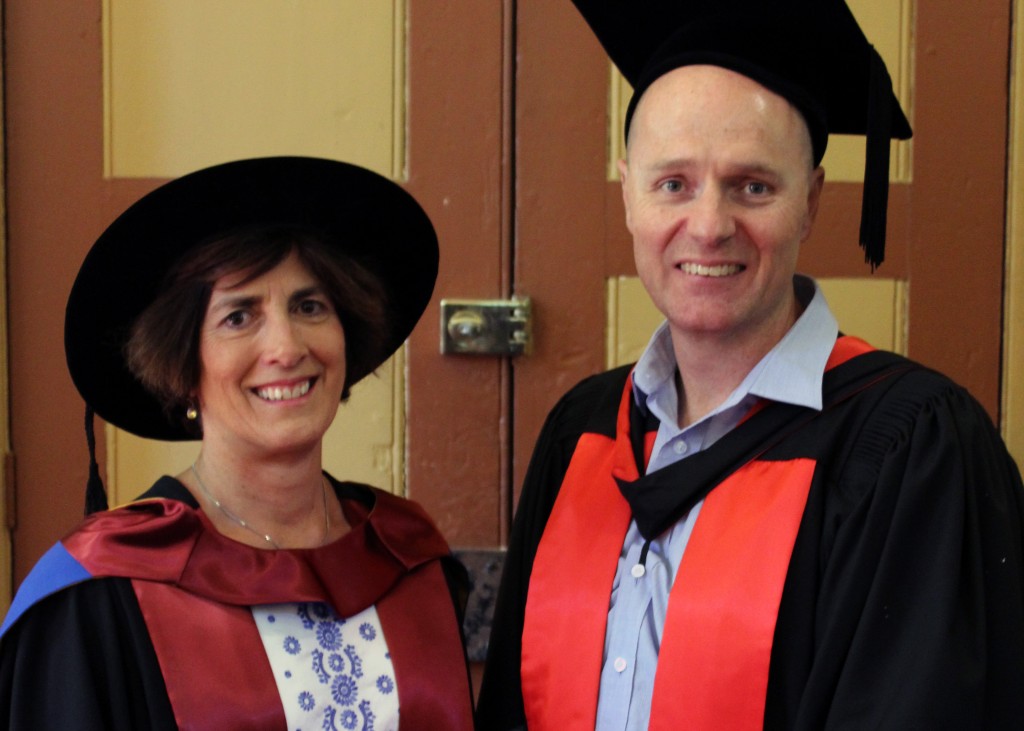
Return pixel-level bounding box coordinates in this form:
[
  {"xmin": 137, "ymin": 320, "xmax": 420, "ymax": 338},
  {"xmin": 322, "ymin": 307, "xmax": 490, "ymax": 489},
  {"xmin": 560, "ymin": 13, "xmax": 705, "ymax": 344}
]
[
  {"xmin": 297, "ymin": 299, "xmax": 329, "ymax": 317},
  {"xmin": 223, "ymin": 310, "xmax": 250, "ymax": 328}
]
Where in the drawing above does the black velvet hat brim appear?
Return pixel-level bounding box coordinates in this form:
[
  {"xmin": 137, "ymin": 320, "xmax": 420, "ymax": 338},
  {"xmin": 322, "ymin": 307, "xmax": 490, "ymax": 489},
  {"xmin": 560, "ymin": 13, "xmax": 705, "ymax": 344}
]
[{"xmin": 64, "ymin": 156, "xmax": 438, "ymax": 441}]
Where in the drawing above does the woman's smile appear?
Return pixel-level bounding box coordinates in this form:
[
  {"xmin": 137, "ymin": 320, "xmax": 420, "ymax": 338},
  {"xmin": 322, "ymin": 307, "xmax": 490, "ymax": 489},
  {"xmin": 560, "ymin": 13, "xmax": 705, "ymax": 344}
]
[{"xmin": 254, "ymin": 376, "xmax": 316, "ymax": 402}]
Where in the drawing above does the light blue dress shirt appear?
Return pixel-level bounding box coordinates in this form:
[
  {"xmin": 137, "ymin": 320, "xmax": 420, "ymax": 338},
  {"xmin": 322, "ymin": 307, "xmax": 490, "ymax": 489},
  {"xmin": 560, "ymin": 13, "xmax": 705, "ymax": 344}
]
[{"xmin": 594, "ymin": 276, "xmax": 839, "ymax": 731}]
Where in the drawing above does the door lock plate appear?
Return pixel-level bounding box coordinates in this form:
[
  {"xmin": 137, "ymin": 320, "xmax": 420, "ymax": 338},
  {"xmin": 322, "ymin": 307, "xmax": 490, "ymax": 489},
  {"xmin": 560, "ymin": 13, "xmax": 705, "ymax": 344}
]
[{"xmin": 440, "ymin": 297, "xmax": 532, "ymax": 356}]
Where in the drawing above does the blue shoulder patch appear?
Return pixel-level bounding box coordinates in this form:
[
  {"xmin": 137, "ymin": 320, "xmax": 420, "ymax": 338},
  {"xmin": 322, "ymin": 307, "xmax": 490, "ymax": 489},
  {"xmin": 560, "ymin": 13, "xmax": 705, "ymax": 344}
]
[{"xmin": 0, "ymin": 542, "xmax": 92, "ymax": 637}]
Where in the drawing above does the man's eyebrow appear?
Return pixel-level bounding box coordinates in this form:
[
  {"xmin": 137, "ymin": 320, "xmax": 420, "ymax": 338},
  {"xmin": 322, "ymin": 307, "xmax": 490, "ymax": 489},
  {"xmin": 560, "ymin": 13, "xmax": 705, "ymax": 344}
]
[
  {"xmin": 727, "ymin": 162, "xmax": 783, "ymax": 179},
  {"xmin": 644, "ymin": 157, "xmax": 698, "ymax": 173},
  {"xmin": 641, "ymin": 158, "xmax": 783, "ymax": 179}
]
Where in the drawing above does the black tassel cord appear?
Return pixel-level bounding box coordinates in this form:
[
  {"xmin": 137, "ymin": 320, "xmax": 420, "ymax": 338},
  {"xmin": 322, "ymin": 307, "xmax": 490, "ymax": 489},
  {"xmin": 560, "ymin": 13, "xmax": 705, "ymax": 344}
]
[{"xmin": 84, "ymin": 405, "xmax": 109, "ymax": 515}]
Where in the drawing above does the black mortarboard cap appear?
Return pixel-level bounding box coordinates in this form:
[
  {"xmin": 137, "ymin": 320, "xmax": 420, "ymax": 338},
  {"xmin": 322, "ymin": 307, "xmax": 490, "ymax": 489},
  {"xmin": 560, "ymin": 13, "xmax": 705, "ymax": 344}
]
[{"xmin": 571, "ymin": 0, "xmax": 913, "ymax": 268}]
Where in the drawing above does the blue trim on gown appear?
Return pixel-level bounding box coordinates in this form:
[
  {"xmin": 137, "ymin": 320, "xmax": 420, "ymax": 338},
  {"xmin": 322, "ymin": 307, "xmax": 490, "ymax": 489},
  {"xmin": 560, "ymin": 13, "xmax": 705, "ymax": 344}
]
[{"xmin": 0, "ymin": 542, "xmax": 90, "ymax": 637}]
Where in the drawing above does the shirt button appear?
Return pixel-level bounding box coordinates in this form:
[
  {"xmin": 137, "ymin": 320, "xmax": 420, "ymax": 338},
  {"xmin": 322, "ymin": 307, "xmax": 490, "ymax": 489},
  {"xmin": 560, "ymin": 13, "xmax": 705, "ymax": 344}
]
[
  {"xmin": 613, "ymin": 657, "xmax": 628, "ymax": 673},
  {"xmin": 673, "ymin": 441, "xmax": 688, "ymax": 455},
  {"xmin": 631, "ymin": 564, "xmax": 646, "ymax": 578}
]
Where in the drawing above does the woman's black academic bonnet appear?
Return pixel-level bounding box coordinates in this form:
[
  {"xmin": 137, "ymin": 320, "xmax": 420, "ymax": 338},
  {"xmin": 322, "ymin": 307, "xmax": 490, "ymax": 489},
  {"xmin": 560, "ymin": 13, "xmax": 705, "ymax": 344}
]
[{"xmin": 65, "ymin": 156, "xmax": 439, "ymax": 442}]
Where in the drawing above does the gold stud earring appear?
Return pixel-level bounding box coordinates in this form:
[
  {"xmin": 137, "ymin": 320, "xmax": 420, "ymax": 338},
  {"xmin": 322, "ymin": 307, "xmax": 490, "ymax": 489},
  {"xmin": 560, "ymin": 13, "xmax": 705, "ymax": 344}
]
[{"xmin": 186, "ymin": 404, "xmax": 199, "ymax": 421}]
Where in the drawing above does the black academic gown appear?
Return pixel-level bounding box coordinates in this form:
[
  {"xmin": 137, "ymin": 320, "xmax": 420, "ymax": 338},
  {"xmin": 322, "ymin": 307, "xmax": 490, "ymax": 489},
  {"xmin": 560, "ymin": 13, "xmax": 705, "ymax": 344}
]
[
  {"xmin": 1, "ymin": 476, "xmax": 474, "ymax": 731},
  {"xmin": 476, "ymin": 348, "xmax": 1024, "ymax": 730}
]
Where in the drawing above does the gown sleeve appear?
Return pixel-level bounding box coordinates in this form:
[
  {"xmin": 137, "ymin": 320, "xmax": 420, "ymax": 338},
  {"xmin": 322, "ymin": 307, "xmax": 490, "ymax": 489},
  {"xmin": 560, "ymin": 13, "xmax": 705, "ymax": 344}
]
[
  {"xmin": 0, "ymin": 577, "xmax": 178, "ymax": 730},
  {"xmin": 475, "ymin": 368, "xmax": 629, "ymax": 731},
  {"xmin": 770, "ymin": 371, "xmax": 1024, "ymax": 730}
]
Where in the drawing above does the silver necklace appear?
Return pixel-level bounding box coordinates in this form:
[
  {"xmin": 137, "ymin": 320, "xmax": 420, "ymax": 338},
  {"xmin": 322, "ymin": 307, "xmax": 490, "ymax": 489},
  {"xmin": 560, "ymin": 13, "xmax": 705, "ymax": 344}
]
[{"xmin": 190, "ymin": 462, "xmax": 330, "ymax": 549}]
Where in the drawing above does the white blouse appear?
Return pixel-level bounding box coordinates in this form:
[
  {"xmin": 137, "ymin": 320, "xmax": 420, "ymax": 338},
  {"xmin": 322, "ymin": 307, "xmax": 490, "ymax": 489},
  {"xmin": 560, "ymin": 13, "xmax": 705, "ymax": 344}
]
[{"xmin": 253, "ymin": 602, "xmax": 399, "ymax": 730}]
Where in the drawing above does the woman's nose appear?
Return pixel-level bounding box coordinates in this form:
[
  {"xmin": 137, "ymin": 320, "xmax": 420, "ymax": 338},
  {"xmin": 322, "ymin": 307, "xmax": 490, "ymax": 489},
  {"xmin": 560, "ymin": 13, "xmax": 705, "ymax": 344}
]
[{"xmin": 261, "ymin": 313, "xmax": 307, "ymax": 366}]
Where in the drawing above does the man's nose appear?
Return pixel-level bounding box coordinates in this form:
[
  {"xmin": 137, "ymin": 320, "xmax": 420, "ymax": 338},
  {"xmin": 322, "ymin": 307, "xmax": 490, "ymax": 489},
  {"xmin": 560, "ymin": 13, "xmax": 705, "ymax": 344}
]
[{"xmin": 686, "ymin": 190, "xmax": 735, "ymax": 246}]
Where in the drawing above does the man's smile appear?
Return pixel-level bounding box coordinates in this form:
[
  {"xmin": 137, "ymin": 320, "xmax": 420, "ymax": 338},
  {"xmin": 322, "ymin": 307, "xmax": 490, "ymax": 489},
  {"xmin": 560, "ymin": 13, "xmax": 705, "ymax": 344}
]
[{"xmin": 678, "ymin": 262, "xmax": 745, "ymax": 277}]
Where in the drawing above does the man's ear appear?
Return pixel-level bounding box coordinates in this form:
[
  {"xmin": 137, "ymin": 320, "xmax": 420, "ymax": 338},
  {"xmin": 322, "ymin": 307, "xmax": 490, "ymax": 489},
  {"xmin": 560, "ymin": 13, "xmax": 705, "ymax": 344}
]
[
  {"xmin": 618, "ymin": 158, "xmax": 633, "ymax": 232},
  {"xmin": 802, "ymin": 166, "xmax": 826, "ymax": 241}
]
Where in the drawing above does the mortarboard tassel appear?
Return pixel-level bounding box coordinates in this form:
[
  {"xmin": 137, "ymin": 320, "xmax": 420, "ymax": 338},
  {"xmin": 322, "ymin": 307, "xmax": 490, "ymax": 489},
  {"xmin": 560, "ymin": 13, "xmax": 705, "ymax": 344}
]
[
  {"xmin": 860, "ymin": 46, "xmax": 895, "ymax": 270},
  {"xmin": 84, "ymin": 405, "xmax": 109, "ymax": 515}
]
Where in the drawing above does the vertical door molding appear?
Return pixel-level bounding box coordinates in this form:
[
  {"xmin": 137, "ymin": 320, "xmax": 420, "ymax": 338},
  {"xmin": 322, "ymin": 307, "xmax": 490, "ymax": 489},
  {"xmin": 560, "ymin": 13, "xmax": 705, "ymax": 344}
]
[
  {"xmin": 1003, "ymin": 0, "xmax": 1024, "ymax": 465},
  {"xmin": 512, "ymin": 3, "xmax": 611, "ymax": 501},
  {"xmin": 403, "ymin": 2, "xmax": 510, "ymax": 546},
  {"xmin": 0, "ymin": 9, "xmax": 12, "ymax": 609}
]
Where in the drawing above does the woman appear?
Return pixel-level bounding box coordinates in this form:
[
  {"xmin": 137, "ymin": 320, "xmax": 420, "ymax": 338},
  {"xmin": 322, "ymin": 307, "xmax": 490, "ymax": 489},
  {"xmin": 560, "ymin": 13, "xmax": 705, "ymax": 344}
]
[{"xmin": 0, "ymin": 157, "xmax": 475, "ymax": 730}]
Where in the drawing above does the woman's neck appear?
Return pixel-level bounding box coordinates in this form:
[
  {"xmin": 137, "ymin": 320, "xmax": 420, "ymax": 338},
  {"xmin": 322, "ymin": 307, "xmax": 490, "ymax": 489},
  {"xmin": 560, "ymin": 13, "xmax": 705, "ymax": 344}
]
[{"xmin": 181, "ymin": 443, "xmax": 346, "ymax": 549}]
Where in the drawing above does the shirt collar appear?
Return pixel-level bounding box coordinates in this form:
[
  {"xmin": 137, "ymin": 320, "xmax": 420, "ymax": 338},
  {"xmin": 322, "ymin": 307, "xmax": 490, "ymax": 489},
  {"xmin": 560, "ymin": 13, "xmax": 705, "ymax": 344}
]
[
  {"xmin": 746, "ymin": 275, "xmax": 838, "ymax": 410},
  {"xmin": 631, "ymin": 275, "xmax": 838, "ymax": 417}
]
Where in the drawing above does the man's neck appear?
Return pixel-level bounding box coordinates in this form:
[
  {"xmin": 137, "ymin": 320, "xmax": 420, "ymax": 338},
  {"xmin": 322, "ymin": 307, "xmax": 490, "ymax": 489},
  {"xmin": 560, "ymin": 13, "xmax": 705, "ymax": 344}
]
[{"xmin": 670, "ymin": 299, "xmax": 801, "ymax": 428}]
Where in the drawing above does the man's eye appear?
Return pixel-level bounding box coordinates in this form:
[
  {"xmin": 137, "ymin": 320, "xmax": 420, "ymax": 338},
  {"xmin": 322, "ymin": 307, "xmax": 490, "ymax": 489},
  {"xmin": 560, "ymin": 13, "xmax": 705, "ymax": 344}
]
[
  {"xmin": 661, "ymin": 179, "xmax": 683, "ymax": 193},
  {"xmin": 746, "ymin": 181, "xmax": 770, "ymax": 195}
]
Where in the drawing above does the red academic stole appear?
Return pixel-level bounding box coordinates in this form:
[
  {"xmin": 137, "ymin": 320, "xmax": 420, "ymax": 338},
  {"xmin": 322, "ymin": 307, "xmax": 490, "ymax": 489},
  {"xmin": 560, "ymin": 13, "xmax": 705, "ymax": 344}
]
[
  {"xmin": 133, "ymin": 561, "xmax": 466, "ymax": 731},
  {"xmin": 521, "ymin": 337, "xmax": 873, "ymax": 730},
  {"xmin": 62, "ymin": 486, "xmax": 475, "ymax": 731}
]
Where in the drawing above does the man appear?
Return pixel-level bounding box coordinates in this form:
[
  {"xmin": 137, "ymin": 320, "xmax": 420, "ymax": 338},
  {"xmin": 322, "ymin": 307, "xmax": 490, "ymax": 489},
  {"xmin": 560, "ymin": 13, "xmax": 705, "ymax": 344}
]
[{"xmin": 477, "ymin": 1, "xmax": 1024, "ymax": 729}]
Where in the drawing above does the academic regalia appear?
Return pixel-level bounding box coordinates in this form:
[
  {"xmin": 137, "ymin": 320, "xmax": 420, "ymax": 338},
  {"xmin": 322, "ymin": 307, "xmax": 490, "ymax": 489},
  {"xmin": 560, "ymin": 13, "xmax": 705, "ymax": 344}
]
[
  {"xmin": 476, "ymin": 342, "xmax": 1024, "ymax": 730},
  {"xmin": 14, "ymin": 155, "xmax": 465, "ymax": 729},
  {"xmin": 1, "ymin": 476, "xmax": 475, "ymax": 731}
]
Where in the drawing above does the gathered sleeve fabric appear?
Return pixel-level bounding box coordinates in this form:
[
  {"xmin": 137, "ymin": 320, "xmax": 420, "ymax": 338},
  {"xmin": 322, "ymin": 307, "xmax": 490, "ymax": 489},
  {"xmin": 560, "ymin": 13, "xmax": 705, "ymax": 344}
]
[{"xmin": 768, "ymin": 369, "xmax": 1024, "ymax": 730}]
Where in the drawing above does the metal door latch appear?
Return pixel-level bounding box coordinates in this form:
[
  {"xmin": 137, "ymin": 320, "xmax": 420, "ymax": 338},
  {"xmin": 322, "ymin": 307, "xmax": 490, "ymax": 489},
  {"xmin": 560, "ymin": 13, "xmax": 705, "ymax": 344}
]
[{"xmin": 440, "ymin": 297, "xmax": 532, "ymax": 356}]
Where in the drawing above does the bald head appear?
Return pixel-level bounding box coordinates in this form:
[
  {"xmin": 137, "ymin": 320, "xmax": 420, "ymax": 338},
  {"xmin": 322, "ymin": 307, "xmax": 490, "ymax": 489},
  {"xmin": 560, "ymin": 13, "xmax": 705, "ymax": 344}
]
[{"xmin": 625, "ymin": 65, "xmax": 818, "ymax": 174}]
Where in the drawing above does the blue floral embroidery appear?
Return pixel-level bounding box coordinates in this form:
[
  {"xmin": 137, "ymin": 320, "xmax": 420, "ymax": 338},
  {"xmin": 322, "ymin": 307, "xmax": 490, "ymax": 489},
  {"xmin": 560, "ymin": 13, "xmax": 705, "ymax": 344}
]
[
  {"xmin": 331, "ymin": 674, "xmax": 358, "ymax": 706},
  {"xmin": 344, "ymin": 645, "xmax": 363, "ymax": 678},
  {"xmin": 317, "ymin": 622, "xmax": 343, "ymax": 651},
  {"xmin": 298, "ymin": 604, "xmax": 317, "ymax": 630},
  {"xmin": 312, "ymin": 649, "xmax": 329, "ymax": 684},
  {"xmin": 360, "ymin": 699, "xmax": 376, "ymax": 731},
  {"xmin": 257, "ymin": 603, "xmax": 394, "ymax": 730}
]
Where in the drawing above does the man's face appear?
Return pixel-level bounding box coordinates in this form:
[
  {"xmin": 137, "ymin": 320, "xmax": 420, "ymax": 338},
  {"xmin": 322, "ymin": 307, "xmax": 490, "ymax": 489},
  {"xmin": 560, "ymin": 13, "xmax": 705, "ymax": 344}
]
[{"xmin": 619, "ymin": 65, "xmax": 824, "ymax": 351}]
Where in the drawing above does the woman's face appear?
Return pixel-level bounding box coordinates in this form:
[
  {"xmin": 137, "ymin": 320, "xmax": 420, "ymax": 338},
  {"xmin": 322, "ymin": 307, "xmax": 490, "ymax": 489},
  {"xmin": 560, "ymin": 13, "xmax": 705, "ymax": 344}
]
[{"xmin": 195, "ymin": 251, "xmax": 347, "ymax": 459}]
